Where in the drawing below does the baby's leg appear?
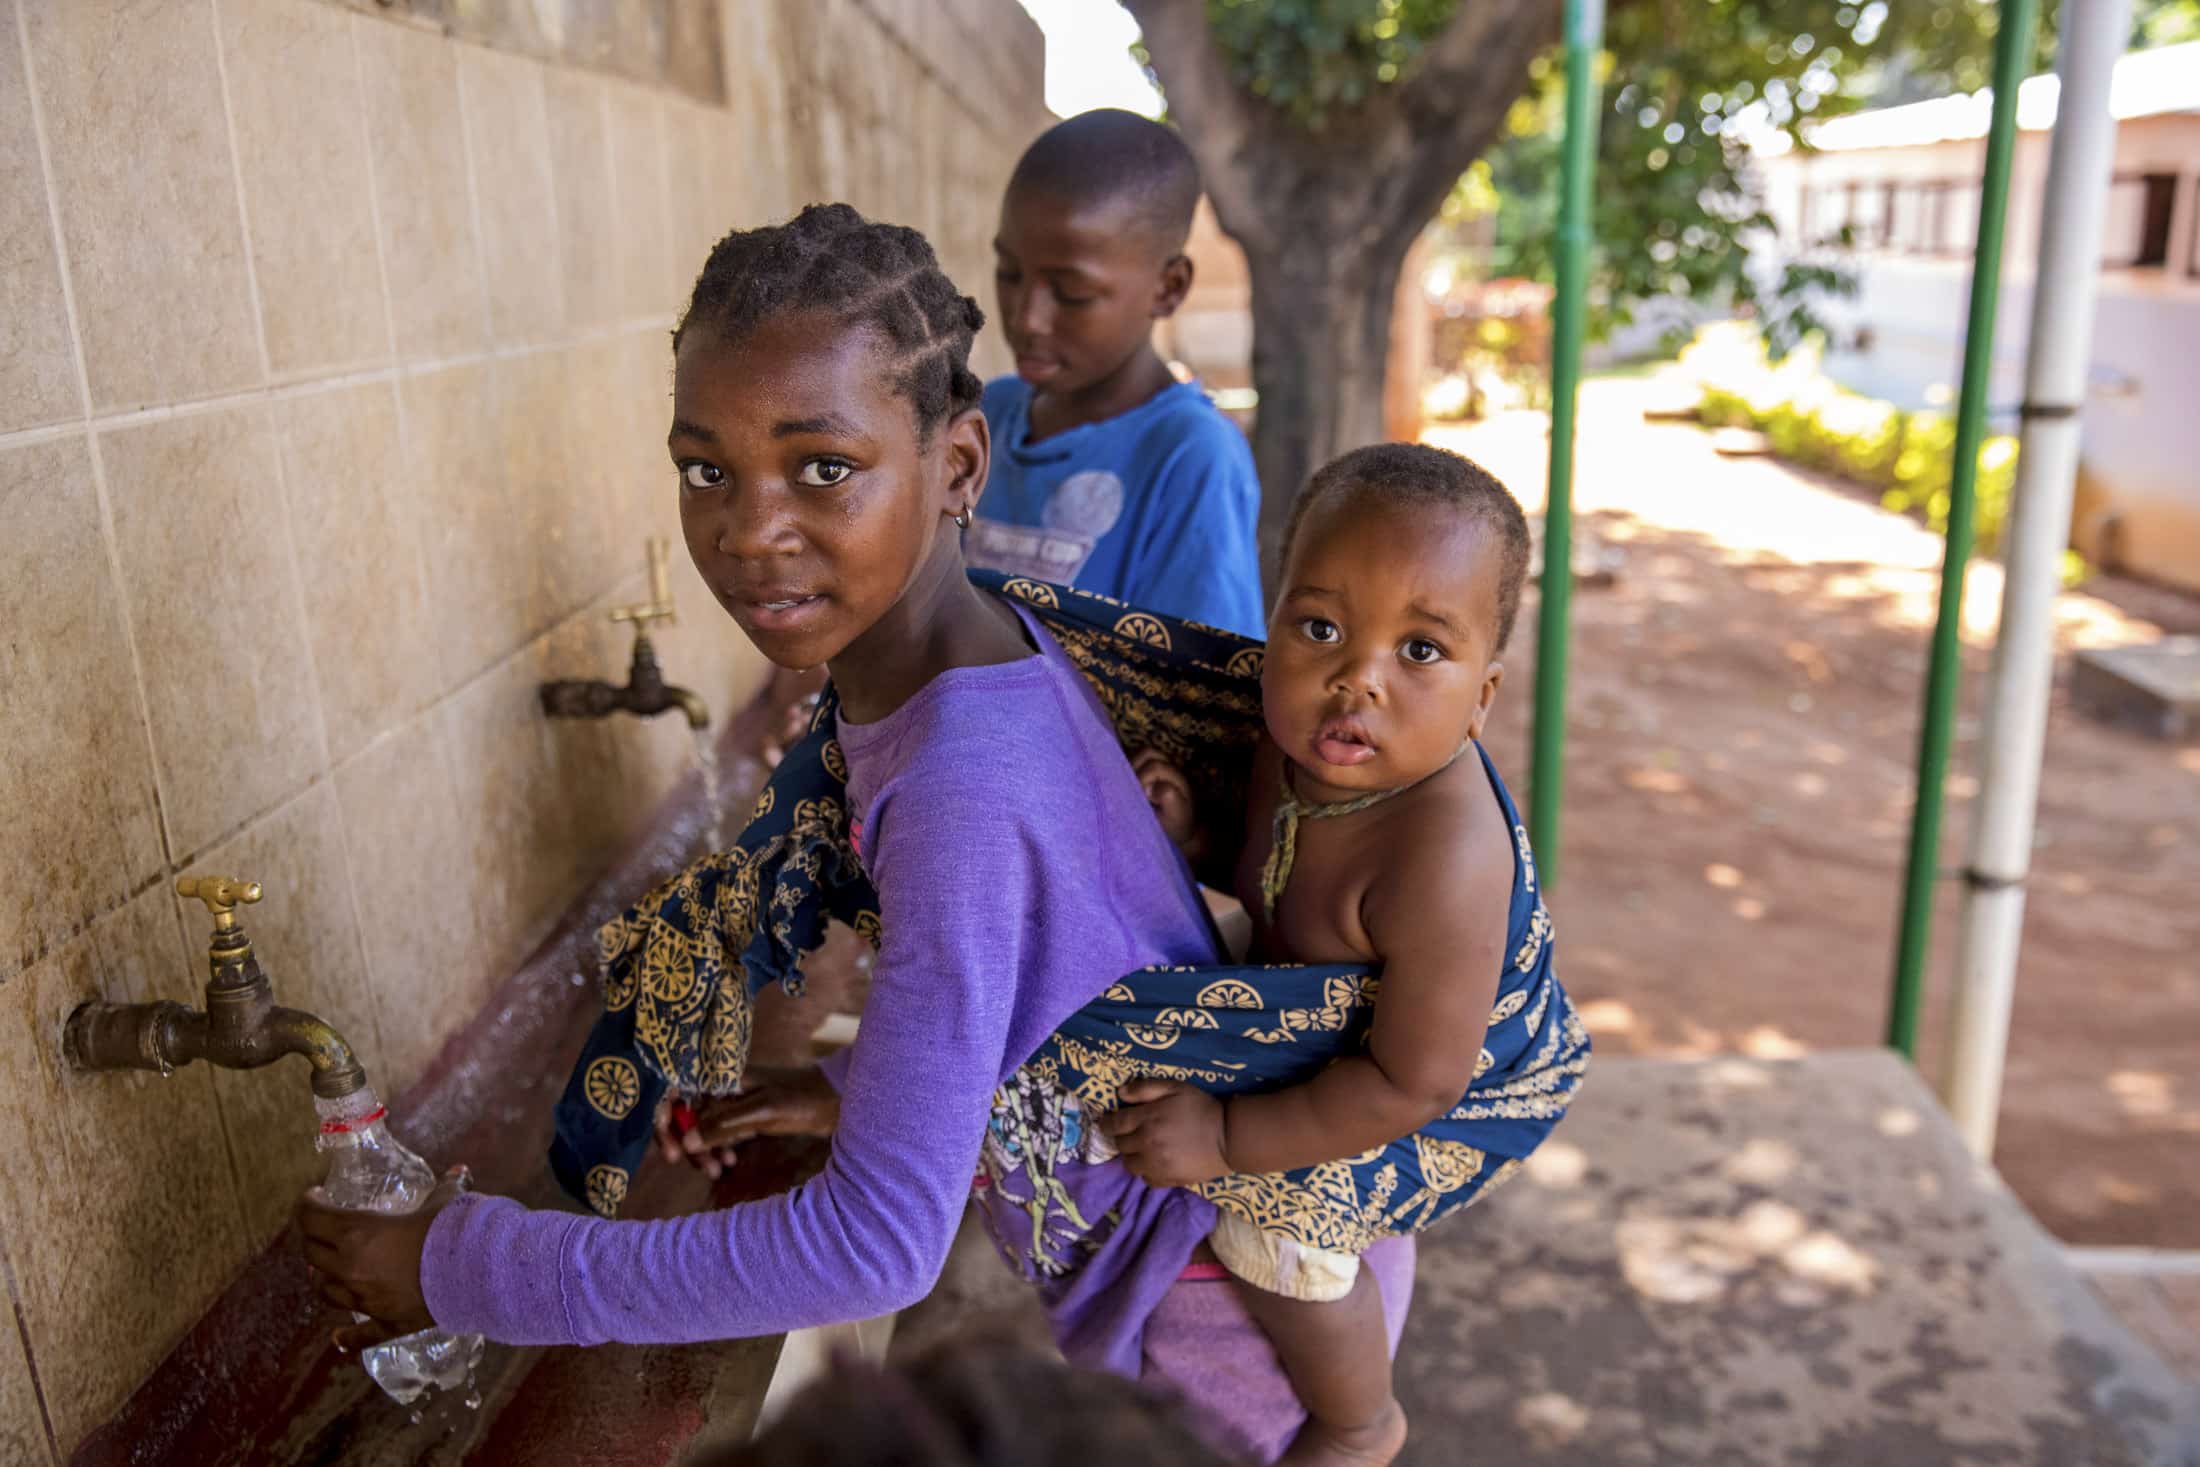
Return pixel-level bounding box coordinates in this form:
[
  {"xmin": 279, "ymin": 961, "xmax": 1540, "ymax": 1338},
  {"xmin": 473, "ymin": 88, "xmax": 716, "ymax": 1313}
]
[
  {"xmin": 1212, "ymin": 1214, "xmax": 1404, "ymax": 1466},
  {"xmin": 1234, "ymin": 1271, "xmax": 1404, "ymax": 1466}
]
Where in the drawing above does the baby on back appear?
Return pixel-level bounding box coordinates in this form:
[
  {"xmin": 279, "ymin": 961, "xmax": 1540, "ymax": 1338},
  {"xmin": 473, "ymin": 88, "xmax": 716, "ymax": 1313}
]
[{"xmin": 1104, "ymin": 443, "xmax": 1562, "ymax": 1466}]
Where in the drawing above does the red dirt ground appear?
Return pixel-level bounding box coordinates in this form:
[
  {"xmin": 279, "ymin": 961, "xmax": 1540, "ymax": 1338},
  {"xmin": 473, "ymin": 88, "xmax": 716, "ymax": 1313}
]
[{"xmin": 1430, "ymin": 379, "xmax": 2200, "ymax": 1250}]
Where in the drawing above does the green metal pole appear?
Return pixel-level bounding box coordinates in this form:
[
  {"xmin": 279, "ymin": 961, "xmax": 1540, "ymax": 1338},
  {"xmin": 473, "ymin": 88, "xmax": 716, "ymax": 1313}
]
[
  {"xmin": 1888, "ymin": 0, "xmax": 2040, "ymax": 1057},
  {"xmin": 1529, "ymin": 0, "xmax": 1604, "ymax": 889}
]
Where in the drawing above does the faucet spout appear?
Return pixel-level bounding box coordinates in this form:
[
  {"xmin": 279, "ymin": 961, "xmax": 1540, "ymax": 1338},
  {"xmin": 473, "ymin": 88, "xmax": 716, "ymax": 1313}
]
[
  {"xmin": 667, "ymin": 686, "xmax": 710, "ymax": 729},
  {"xmin": 539, "ymin": 631, "xmax": 709, "ymax": 729},
  {"xmin": 62, "ymin": 877, "xmax": 368, "ymax": 1099}
]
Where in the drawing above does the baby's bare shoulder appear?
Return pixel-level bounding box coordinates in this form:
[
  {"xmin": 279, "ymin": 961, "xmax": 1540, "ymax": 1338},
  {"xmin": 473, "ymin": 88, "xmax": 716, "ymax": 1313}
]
[{"xmin": 1362, "ymin": 763, "xmax": 1515, "ymax": 954}]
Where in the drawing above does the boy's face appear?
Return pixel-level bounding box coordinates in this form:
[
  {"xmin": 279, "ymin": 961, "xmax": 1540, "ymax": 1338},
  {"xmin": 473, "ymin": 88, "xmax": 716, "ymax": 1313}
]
[
  {"xmin": 669, "ymin": 312, "xmax": 984, "ymax": 672},
  {"xmin": 992, "ymin": 185, "xmax": 1190, "ymax": 396},
  {"xmin": 1262, "ymin": 493, "xmax": 1507, "ymax": 801}
]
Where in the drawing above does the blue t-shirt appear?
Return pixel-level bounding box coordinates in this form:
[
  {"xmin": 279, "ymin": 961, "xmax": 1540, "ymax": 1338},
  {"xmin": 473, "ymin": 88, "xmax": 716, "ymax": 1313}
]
[{"xmin": 967, "ymin": 376, "xmax": 1265, "ymax": 638}]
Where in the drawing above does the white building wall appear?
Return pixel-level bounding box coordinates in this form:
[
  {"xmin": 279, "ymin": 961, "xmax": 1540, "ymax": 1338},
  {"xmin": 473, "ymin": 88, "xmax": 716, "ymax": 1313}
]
[{"xmin": 1761, "ymin": 112, "xmax": 2200, "ymax": 589}]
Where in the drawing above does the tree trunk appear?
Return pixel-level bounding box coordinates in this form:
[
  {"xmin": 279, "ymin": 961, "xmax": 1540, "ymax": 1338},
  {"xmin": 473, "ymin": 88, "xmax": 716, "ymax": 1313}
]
[
  {"xmin": 1241, "ymin": 236, "xmax": 1404, "ymax": 575},
  {"xmin": 1118, "ymin": 0, "xmax": 1555, "ymax": 582}
]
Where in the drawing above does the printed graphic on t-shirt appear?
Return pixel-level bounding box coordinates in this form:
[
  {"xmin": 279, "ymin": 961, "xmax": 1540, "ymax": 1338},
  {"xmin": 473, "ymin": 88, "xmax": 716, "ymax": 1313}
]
[{"xmin": 965, "ymin": 470, "xmax": 1127, "ymax": 585}]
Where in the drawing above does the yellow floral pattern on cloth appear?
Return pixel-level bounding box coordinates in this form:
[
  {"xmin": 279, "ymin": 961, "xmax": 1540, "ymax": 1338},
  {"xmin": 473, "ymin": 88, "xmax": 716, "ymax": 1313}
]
[
  {"xmin": 584, "ymin": 1056, "xmax": 642, "ymax": 1120},
  {"xmin": 585, "ymin": 1164, "xmax": 629, "ymax": 1215},
  {"xmin": 1024, "ymin": 914, "xmax": 1586, "ymax": 1254},
  {"xmin": 549, "ymin": 570, "xmax": 1588, "ymax": 1234}
]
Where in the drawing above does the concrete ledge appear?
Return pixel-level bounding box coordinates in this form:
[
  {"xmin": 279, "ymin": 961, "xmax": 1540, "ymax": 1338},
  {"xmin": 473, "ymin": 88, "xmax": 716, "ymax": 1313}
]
[
  {"xmin": 2072, "ymin": 638, "xmax": 2200, "ymax": 742},
  {"xmin": 1397, "ymin": 1051, "xmax": 2200, "ymax": 1465}
]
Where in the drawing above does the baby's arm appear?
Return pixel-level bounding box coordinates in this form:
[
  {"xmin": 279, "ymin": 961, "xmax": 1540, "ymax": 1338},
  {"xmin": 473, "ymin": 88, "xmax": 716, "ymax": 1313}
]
[{"xmin": 1216, "ymin": 815, "xmax": 1510, "ymax": 1174}]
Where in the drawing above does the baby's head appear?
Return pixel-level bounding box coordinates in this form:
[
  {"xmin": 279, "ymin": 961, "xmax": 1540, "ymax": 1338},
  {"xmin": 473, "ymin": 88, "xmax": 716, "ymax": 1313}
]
[
  {"xmin": 1264, "ymin": 444, "xmax": 1531, "ymax": 796},
  {"xmin": 711, "ymin": 1334, "xmax": 1237, "ymax": 1467},
  {"xmin": 670, "ymin": 204, "xmax": 989, "ymax": 670},
  {"xmin": 993, "ymin": 109, "xmax": 1200, "ymax": 394}
]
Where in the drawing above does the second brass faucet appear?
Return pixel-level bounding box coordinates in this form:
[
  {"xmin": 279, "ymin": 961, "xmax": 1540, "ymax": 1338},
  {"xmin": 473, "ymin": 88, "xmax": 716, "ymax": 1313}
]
[{"xmin": 540, "ymin": 538, "xmax": 710, "ymax": 729}]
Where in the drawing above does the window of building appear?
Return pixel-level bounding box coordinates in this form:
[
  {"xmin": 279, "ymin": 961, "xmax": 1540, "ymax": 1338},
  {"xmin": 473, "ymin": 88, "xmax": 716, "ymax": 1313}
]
[
  {"xmin": 2102, "ymin": 172, "xmax": 2178, "ymax": 268},
  {"xmin": 1937, "ymin": 181, "xmax": 1981, "ymax": 256}
]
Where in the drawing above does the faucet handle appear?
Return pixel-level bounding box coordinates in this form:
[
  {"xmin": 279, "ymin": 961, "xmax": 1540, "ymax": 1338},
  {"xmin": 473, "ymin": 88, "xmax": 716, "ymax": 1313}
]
[
  {"xmin": 609, "ymin": 537, "xmax": 677, "ymax": 635},
  {"xmin": 177, "ymin": 875, "xmax": 262, "ymax": 932}
]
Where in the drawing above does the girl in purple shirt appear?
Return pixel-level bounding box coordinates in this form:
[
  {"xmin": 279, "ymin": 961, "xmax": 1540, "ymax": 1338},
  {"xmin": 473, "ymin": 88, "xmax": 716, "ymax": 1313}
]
[{"xmin": 298, "ymin": 206, "xmax": 1411, "ymax": 1460}]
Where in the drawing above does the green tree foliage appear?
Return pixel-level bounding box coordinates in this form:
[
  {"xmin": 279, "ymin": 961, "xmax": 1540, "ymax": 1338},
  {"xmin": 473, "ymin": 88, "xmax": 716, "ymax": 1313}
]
[{"xmin": 1185, "ymin": 1, "xmax": 2196, "ymax": 352}]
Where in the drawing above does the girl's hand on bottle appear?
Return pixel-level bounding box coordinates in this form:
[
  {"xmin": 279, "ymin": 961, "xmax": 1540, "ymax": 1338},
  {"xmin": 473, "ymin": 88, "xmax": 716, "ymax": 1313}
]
[
  {"xmin": 653, "ymin": 1065, "xmax": 841, "ymax": 1180},
  {"xmin": 297, "ymin": 1166, "xmax": 469, "ymax": 1349}
]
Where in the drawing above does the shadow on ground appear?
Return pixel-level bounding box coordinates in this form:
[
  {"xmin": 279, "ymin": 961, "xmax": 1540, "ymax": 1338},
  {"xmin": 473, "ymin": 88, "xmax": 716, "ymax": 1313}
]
[{"xmin": 1472, "ymin": 488, "xmax": 2199, "ymax": 1250}]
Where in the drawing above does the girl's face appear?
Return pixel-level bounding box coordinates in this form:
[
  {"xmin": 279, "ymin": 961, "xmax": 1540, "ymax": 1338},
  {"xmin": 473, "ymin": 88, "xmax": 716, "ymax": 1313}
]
[{"xmin": 669, "ymin": 311, "xmax": 985, "ymax": 671}]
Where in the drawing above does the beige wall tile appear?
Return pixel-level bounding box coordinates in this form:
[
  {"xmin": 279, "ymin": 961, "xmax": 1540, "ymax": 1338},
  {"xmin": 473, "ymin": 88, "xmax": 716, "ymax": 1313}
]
[
  {"xmin": 185, "ymin": 782, "xmax": 384, "ymax": 1245},
  {"xmin": 666, "ymin": 100, "xmax": 751, "ymax": 288},
  {"xmin": 604, "ymin": 80, "xmax": 675, "ymax": 320},
  {"xmin": 457, "ymin": 45, "xmax": 562, "ymax": 346},
  {"xmin": 216, "ymin": 0, "xmax": 390, "ymax": 379},
  {"xmin": 401, "ymin": 360, "xmax": 528, "ymax": 691},
  {"xmin": 0, "ymin": 887, "xmax": 248, "ymax": 1452},
  {"xmin": 0, "ymin": 0, "xmax": 77, "ymax": 435},
  {"xmin": 101, "ymin": 408, "xmax": 325, "ymax": 858},
  {"xmin": 810, "ymin": 98, "xmax": 853, "ymax": 210},
  {"xmin": 439, "ymin": 639, "xmax": 587, "ymax": 989},
  {"xmin": 274, "ymin": 381, "xmax": 437, "ymax": 763},
  {"xmin": 333, "ymin": 713, "xmax": 484, "ymax": 1094},
  {"xmin": 720, "ymin": 2, "xmax": 793, "ymax": 229},
  {"xmin": 662, "ymin": 0, "xmax": 724, "ymax": 103},
  {"xmin": 493, "ymin": 349, "xmax": 623, "ymax": 632},
  {"xmin": 0, "ymin": 1260, "xmax": 56, "ymax": 1466},
  {"xmin": 354, "ymin": 15, "xmax": 488, "ymax": 361},
  {"xmin": 21, "ymin": 0, "xmax": 260, "ymax": 411},
  {"xmin": 608, "ymin": 326, "xmax": 679, "ymax": 546},
  {"xmin": 544, "ymin": 67, "xmax": 618, "ymax": 333},
  {"xmin": 661, "ymin": 101, "xmax": 710, "ymax": 283},
  {"xmin": 0, "ymin": 437, "xmax": 166, "ymax": 978},
  {"xmin": 535, "ymin": 606, "xmax": 652, "ymax": 883},
  {"xmin": 571, "ymin": 332, "xmax": 666, "ymax": 564}
]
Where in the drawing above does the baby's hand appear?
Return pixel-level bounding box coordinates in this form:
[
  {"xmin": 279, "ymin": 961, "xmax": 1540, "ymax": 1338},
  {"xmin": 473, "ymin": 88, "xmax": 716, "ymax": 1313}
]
[
  {"xmin": 655, "ymin": 1066, "xmax": 841, "ymax": 1180},
  {"xmin": 1131, "ymin": 749, "xmax": 1204, "ymax": 862},
  {"xmin": 1097, "ymin": 1079, "xmax": 1230, "ymax": 1188}
]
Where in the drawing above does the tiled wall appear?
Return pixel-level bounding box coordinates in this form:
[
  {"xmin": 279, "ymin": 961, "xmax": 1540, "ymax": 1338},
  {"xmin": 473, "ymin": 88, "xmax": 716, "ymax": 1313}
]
[{"xmin": 0, "ymin": 0, "xmax": 1047, "ymax": 1455}]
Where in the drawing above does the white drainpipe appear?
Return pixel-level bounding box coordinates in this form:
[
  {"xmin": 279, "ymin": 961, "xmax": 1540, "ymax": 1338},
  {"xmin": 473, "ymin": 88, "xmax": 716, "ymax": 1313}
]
[{"xmin": 1942, "ymin": 0, "xmax": 2133, "ymax": 1157}]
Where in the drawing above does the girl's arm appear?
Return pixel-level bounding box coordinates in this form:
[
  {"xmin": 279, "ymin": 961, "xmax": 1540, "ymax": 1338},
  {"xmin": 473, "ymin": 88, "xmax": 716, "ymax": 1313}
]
[{"xmin": 416, "ymin": 776, "xmax": 1024, "ymax": 1346}]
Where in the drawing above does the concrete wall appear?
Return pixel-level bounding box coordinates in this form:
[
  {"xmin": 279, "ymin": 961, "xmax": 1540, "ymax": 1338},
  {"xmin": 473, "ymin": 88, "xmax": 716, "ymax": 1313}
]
[
  {"xmin": 1762, "ymin": 112, "xmax": 2200, "ymax": 589},
  {"xmin": 0, "ymin": 0, "xmax": 1046, "ymax": 1456}
]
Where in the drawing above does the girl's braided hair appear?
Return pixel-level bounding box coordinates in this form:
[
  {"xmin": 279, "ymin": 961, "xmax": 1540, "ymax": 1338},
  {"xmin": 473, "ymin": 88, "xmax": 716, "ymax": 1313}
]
[{"xmin": 675, "ymin": 203, "xmax": 986, "ymax": 441}]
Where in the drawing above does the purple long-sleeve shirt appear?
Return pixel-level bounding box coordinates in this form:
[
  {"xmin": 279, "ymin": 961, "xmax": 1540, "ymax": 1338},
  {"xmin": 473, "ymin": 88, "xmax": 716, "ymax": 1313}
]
[{"xmin": 420, "ymin": 603, "xmax": 1222, "ymax": 1365}]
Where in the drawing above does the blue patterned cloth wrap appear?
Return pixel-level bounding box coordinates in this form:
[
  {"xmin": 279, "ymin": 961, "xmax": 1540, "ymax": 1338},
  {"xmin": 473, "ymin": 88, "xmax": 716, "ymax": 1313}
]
[{"xmin": 551, "ymin": 571, "xmax": 1589, "ymax": 1249}]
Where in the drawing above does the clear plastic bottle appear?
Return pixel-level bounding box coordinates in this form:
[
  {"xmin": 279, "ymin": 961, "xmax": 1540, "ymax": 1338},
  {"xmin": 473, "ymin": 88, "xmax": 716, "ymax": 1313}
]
[{"xmin": 315, "ymin": 1089, "xmax": 485, "ymax": 1407}]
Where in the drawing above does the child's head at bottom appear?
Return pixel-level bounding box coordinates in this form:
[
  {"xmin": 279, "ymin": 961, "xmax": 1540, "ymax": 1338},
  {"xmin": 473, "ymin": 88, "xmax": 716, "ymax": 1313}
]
[
  {"xmin": 1264, "ymin": 443, "xmax": 1531, "ymax": 794},
  {"xmin": 669, "ymin": 204, "xmax": 992, "ymax": 672},
  {"xmin": 706, "ymin": 1334, "xmax": 1244, "ymax": 1466}
]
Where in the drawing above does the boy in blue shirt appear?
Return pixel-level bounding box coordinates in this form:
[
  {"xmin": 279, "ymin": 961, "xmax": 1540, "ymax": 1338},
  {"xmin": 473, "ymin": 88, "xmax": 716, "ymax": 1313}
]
[{"xmin": 971, "ymin": 109, "xmax": 1264, "ymax": 638}]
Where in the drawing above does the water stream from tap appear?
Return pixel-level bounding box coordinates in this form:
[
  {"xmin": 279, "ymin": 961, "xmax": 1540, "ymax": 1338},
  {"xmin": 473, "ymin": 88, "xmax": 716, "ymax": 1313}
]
[{"xmin": 691, "ymin": 725, "xmax": 725, "ymax": 853}]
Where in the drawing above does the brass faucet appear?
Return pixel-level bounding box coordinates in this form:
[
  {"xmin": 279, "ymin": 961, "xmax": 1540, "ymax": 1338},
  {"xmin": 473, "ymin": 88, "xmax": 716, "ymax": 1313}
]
[
  {"xmin": 539, "ymin": 537, "xmax": 710, "ymax": 729},
  {"xmin": 63, "ymin": 876, "xmax": 368, "ymax": 1099}
]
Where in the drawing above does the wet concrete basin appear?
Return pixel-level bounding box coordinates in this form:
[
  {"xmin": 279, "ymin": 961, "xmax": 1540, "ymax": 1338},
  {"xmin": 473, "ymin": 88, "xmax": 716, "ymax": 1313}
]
[{"xmin": 74, "ymin": 680, "xmax": 860, "ymax": 1467}]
